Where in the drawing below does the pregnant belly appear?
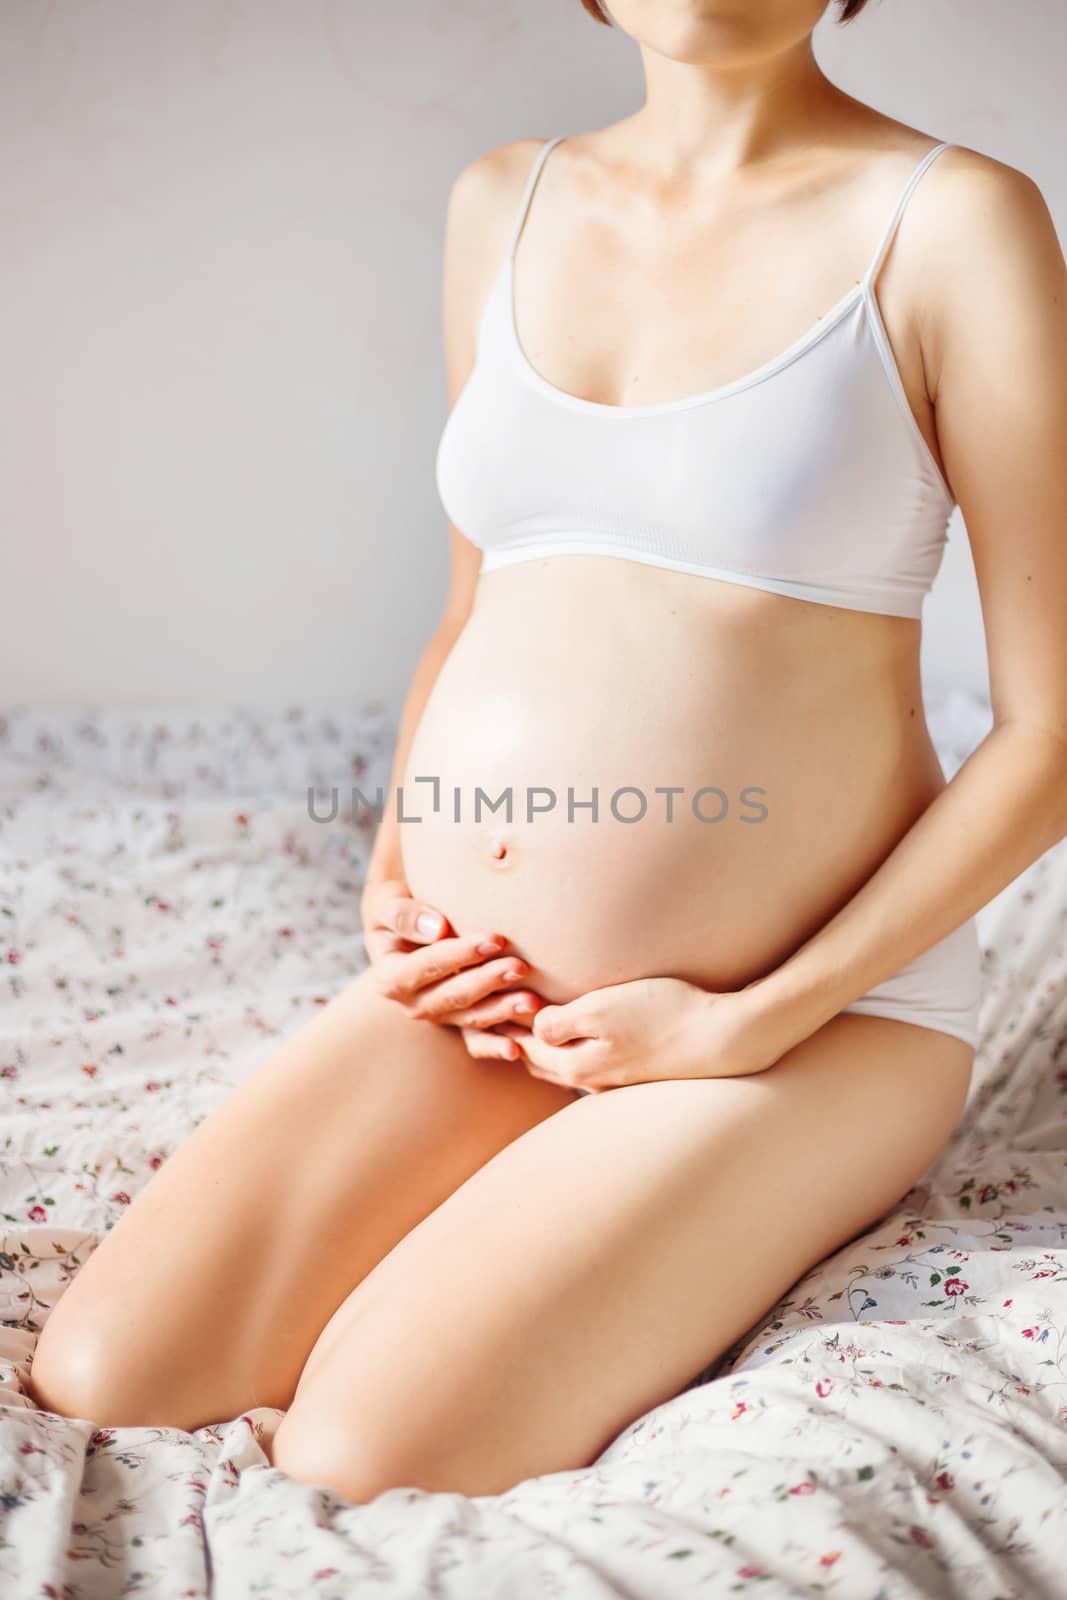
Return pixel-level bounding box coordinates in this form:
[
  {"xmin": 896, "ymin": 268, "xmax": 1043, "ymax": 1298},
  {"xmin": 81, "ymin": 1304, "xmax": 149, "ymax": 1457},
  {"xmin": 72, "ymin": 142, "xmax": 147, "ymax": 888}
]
[{"xmin": 399, "ymin": 560, "xmax": 941, "ymax": 1002}]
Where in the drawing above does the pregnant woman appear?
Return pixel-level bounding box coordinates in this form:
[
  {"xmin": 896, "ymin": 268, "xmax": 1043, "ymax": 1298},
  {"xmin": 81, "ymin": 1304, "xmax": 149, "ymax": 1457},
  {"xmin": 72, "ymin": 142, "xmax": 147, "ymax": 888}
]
[{"xmin": 29, "ymin": 0, "xmax": 1066, "ymax": 1502}]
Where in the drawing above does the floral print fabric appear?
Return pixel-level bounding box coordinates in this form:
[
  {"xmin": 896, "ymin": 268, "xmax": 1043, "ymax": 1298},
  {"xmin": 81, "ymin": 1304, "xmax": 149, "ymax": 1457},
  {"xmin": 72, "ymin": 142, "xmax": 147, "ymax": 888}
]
[{"xmin": 2, "ymin": 690, "xmax": 1066, "ymax": 1599}]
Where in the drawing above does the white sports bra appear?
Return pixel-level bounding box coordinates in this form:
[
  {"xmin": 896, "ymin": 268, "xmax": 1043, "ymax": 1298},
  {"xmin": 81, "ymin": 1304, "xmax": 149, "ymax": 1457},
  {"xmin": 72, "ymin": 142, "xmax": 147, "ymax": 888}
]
[{"xmin": 435, "ymin": 136, "xmax": 958, "ymax": 618}]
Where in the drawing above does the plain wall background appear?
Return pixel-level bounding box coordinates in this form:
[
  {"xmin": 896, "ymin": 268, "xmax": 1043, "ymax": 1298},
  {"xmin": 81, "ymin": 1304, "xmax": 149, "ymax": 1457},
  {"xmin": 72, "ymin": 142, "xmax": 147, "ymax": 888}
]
[{"xmin": 3, "ymin": 0, "xmax": 1063, "ymax": 711}]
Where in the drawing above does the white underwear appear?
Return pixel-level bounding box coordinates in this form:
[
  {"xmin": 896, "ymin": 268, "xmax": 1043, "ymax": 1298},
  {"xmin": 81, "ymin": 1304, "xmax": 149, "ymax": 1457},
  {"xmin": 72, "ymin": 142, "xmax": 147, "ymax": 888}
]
[{"xmin": 841, "ymin": 917, "xmax": 982, "ymax": 1050}]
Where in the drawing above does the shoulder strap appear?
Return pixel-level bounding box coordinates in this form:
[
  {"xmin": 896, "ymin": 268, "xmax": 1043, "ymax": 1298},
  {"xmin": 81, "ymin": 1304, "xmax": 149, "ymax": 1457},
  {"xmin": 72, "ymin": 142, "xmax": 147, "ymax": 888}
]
[
  {"xmin": 862, "ymin": 141, "xmax": 955, "ymax": 289},
  {"xmin": 507, "ymin": 136, "xmax": 567, "ymax": 259}
]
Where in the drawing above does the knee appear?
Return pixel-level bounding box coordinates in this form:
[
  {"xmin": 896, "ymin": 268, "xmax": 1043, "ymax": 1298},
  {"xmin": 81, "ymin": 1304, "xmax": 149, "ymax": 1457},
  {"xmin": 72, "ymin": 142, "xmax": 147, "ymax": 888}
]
[
  {"xmin": 29, "ymin": 1319, "xmax": 126, "ymax": 1425},
  {"xmin": 271, "ymin": 1408, "xmax": 441, "ymax": 1504},
  {"xmin": 270, "ymin": 1411, "xmax": 405, "ymax": 1505},
  {"xmin": 270, "ymin": 1403, "xmax": 525, "ymax": 1501},
  {"xmin": 30, "ymin": 1314, "xmax": 178, "ymax": 1430}
]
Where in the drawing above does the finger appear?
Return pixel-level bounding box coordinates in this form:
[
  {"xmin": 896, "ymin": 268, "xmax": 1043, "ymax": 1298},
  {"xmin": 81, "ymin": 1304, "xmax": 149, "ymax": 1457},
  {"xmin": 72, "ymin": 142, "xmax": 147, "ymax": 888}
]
[
  {"xmin": 363, "ymin": 881, "xmax": 450, "ymax": 944},
  {"xmin": 532, "ymin": 999, "xmax": 600, "ymax": 1046},
  {"xmin": 497, "ymin": 1024, "xmax": 601, "ymax": 1081},
  {"xmin": 432, "ymin": 989, "xmax": 543, "ymax": 1031},
  {"xmin": 374, "ymin": 933, "xmax": 511, "ymax": 1001},
  {"xmin": 386, "ymin": 897, "xmax": 451, "ymax": 944},
  {"xmin": 363, "ymin": 926, "xmax": 409, "ymax": 964},
  {"xmin": 461, "ymin": 1027, "xmax": 521, "ymax": 1062},
  {"xmin": 408, "ymin": 957, "xmax": 532, "ymax": 1020}
]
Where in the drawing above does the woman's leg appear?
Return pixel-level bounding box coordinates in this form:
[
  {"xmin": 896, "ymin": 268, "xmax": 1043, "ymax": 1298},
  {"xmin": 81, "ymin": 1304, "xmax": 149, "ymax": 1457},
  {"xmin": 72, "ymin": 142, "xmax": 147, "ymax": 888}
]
[
  {"xmin": 27, "ymin": 966, "xmax": 579, "ymax": 1430},
  {"xmin": 270, "ymin": 1013, "xmax": 974, "ymax": 1501}
]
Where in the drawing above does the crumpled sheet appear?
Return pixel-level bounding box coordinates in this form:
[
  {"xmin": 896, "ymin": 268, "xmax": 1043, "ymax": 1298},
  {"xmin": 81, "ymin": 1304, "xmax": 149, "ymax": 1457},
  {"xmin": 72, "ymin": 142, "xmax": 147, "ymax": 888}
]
[{"xmin": 2, "ymin": 690, "xmax": 1066, "ymax": 1599}]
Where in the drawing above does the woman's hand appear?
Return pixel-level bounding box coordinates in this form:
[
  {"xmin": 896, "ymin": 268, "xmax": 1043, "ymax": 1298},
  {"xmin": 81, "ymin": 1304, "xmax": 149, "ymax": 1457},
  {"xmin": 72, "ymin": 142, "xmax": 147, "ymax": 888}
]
[
  {"xmin": 495, "ymin": 976, "xmax": 783, "ymax": 1093},
  {"xmin": 361, "ymin": 875, "xmax": 454, "ymax": 965},
  {"xmin": 360, "ymin": 877, "xmax": 544, "ymax": 1060}
]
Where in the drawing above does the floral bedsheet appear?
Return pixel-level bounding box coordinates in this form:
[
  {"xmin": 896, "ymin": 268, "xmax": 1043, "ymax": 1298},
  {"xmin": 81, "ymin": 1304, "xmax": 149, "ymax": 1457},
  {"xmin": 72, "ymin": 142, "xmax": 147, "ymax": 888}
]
[{"xmin": 1, "ymin": 690, "xmax": 1065, "ymax": 1599}]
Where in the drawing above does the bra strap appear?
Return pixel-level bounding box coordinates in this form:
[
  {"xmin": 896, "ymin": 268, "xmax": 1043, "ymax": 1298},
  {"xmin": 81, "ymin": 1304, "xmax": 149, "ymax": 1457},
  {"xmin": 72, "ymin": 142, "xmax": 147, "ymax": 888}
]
[
  {"xmin": 507, "ymin": 136, "xmax": 567, "ymax": 259},
  {"xmin": 862, "ymin": 141, "xmax": 955, "ymax": 289}
]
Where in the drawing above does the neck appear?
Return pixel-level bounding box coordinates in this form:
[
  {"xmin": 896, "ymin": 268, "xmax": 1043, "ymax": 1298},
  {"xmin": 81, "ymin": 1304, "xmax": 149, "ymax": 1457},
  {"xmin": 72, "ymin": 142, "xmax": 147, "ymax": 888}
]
[{"xmin": 631, "ymin": 34, "xmax": 847, "ymax": 179}]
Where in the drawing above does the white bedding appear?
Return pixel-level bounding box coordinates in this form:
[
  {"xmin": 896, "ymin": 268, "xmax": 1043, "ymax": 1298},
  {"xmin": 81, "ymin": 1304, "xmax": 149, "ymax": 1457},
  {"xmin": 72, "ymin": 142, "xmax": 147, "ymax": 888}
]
[{"xmin": 2, "ymin": 690, "xmax": 1066, "ymax": 1599}]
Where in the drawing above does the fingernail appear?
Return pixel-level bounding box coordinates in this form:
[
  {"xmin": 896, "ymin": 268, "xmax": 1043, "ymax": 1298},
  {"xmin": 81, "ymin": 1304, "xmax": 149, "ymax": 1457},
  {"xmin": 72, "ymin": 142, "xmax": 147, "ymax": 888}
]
[
  {"xmin": 502, "ymin": 968, "xmax": 524, "ymax": 982},
  {"xmin": 477, "ymin": 936, "xmax": 505, "ymax": 955},
  {"xmin": 513, "ymin": 998, "xmax": 536, "ymax": 1014},
  {"xmin": 416, "ymin": 912, "xmax": 443, "ymax": 937}
]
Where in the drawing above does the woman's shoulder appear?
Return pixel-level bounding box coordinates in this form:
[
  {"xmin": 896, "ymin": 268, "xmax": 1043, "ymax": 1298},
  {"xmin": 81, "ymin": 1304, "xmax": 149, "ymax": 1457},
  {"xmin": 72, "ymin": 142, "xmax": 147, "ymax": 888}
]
[
  {"xmin": 857, "ymin": 110, "xmax": 1047, "ymax": 214},
  {"xmin": 871, "ymin": 123, "xmax": 1063, "ymax": 401},
  {"xmin": 438, "ymin": 140, "xmax": 555, "ymax": 390},
  {"xmin": 839, "ymin": 110, "xmax": 1056, "ymax": 296},
  {"xmin": 445, "ymin": 137, "xmax": 554, "ymax": 244},
  {"xmin": 888, "ymin": 135, "xmax": 1057, "ymax": 281}
]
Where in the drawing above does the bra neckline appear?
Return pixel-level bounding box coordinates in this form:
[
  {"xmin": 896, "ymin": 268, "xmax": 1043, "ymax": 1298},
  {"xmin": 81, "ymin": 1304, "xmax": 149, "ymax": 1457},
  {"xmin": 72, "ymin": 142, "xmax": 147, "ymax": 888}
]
[
  {"xmin": 497, "ymin": 252, "xmax": 953, "ymax": 502},
  {"xmin": 504, "ymin": 249, "xmax": 867, "ymax": 418}
]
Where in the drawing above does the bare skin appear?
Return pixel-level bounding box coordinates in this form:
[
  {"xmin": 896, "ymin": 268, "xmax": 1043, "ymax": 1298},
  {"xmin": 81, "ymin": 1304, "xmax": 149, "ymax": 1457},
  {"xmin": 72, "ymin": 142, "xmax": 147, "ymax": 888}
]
[
  {"xmin": 27, "ymin": 969, "xmax": 578, "ymax": 1427},
  {"xmin": 28, "ymin": 0, "xmax": 1067, "ymax": 1503}
]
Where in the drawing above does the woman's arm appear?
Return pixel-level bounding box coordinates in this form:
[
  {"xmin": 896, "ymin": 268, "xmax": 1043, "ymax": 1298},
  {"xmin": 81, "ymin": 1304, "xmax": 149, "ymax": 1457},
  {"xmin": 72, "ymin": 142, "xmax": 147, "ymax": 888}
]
[
  {"xmin": 745, "ymin": 151, "xmax": 1067, "ymax": 1053},
  {"xmin": 362, "ymin": 146, "xmax": 547, "ymax": 1059},
  {"xmin": 364, "ymin": 148, "xmax": 494, "ymax": 898},
  {"xmin": 362, "ymin": 575, "xmax": 476, "ymax": 903},
  {"xmin": 366, "ymin": 141, "xmax": 535, "ymax": 899}
]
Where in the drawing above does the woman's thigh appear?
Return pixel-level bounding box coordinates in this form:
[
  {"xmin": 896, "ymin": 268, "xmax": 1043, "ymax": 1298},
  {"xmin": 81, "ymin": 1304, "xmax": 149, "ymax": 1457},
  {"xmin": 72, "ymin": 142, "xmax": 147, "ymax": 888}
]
[
  {"xmin": 27, "ymin": 966, "xmax": 579, "ymax": 1429},
  {"xmin": 271, "ymin": 1013, "xmax": 974, "ymax": 1502}
]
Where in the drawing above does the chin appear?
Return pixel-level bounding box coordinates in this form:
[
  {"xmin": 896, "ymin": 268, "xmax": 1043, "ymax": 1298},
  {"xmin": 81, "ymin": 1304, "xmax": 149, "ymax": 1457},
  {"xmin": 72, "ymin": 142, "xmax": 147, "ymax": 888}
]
[{"xmin": 610, "ymin": 0, "xmax": 818, "ymax": 66}]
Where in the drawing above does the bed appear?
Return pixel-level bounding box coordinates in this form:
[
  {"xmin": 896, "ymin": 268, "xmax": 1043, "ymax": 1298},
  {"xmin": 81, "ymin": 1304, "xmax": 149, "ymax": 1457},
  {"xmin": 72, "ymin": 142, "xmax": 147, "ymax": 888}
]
[{"xmin": 2, "ymin": 688, "xmax": 1065, "ymax": 1599}]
